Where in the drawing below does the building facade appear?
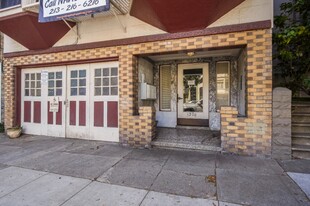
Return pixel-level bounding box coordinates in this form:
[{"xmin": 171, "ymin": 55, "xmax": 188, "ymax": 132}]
[{"xmin": 0, "ymin": 0, "xmax": 273, "ymax": 157}]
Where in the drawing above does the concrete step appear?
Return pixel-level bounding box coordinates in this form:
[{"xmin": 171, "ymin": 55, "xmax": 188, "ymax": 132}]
[
  {"xmin": 292, "ymin": 123, "xmax": 310, "ymax": 133},
  {"xmin": 292, "ymin": 137, "xmax": 310, "ymax": 146},
  {"xmin": 292, "ymin": 144, "xmax": 310, "ymax": 152},
  {"xmin": 292, "ymin": 144, "xmax": 310, "ymax": 159},
  {"xmin": 151, "ymin": 141, "xmax": 222, "ymax": 152},
  {"xmin": 292, "ymin": 104, "xmax": 310, "ymax": 113},
  {"xmin": 175, "ymin": 125, "xmax": 210, "ymax": 130},
  {"xmin": 292, "ymin": 133, "xmax": 310, "ymax": 138},
  {"xmin": 292, "ymin": 113, "xmax": 310, "ymax": 116},
  {"xmin": 292, "ymin": 113, "xmax": 310, "ymax": 122},
  {"xmin": 292, "ymin": 151, "xmax": 310, "ymax": 159}
]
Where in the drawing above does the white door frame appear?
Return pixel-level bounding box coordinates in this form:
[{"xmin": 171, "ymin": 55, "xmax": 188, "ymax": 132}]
[{"xmin": 177, "ymin": 63, "xmax": 209, "ymax": 120}]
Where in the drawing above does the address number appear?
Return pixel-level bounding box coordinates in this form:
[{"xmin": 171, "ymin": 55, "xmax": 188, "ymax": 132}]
[{"xmin": 187, "ymin": 112, "xmax": 197, "ymax": 117}]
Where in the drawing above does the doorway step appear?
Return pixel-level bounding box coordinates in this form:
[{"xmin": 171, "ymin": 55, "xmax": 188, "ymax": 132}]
[{"xmin": 151, "ymin": 127, "xmax": 221, "ymax": 152}]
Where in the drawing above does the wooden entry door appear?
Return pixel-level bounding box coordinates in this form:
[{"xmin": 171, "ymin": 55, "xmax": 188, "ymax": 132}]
[
  {"xmin": 177, "ymin": 63, "xmax": 209, "ymax": 126},
  {"xmin": 21, "ymin": 67, "xmax": 67, "ymax": 136},
  {"xmin": 21, "ymin": 62, "xmax": 120, "ymax": 141}
]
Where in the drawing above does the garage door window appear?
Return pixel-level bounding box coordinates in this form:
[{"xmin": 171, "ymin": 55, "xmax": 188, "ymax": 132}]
[
  {"xmin": 94, "ymin": 67, "xmax": 118, "ymax": 96},
  {"xmin": 71, "ymin": 70, "xmax": 87, "ymax": 96},
  {"xmin": 25, "ymin": 73, "xmax": 41, "ymax": 97},
  {"xmin": 48, "ymin": 72, "xmax": 63, "ymax": 96}
]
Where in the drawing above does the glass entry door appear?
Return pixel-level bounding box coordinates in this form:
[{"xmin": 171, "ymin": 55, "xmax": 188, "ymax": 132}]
[{"xmin": 177, "ymin": 63, "xmax": 209, "ymax": 123}]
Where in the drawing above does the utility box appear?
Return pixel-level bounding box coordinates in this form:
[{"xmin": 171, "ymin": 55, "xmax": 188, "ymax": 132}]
[{"xmin": 141, "ymin": 83, "xmax": 156, "ymax": 100}]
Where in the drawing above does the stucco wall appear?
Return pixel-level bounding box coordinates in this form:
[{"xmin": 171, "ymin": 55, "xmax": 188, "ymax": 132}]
[
  {"xmin": 209, "ymin": 0, "xmax": 273, "ymax": 27},
  {"xmin": 4, "ymin": 0, "xmax": 272, "ymax": 53}
]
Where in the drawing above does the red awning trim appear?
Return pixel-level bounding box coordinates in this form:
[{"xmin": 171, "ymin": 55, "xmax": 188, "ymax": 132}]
[
  {"xmin": 130, "ymin": 0, "xmax": 246, "ymax": 33},
  {"xmin": 0, "ymin": 11, "xmax": 75, "ymax": 50}
]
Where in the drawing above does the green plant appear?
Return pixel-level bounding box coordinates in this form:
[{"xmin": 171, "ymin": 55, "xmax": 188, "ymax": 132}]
[
  {"xmin": 273, "ymin": 0, "xmax": 310, "ymax": 96},
  {"xmin": 0, "ymin": 123, "xmax": 4, "ymax": 133}
]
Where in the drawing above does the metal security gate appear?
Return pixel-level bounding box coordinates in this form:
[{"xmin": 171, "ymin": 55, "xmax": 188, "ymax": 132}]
[{"xmin": 21, "ymin": 62, "xmax": 119, "ymax": 142}]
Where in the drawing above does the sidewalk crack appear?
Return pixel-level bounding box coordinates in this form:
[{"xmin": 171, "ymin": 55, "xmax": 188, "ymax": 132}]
[{"xmin": 138, "ymin": 152, "xmax": 170, "ymax": 206}]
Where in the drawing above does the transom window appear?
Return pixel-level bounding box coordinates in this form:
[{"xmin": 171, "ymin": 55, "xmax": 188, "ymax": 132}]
[
  {"xmin": 25, "ymin": 73, "xmax": 41, "ymax": 97},
  {"xmin": 48, "ymin": 72, "xmax": 63, "ymax": 96},
  {"xmin": 94, "ymin": 67, "xmax": 118, "ymax": 96},
  {"xmin": 70, "ymin": 70, "xmax": 86, "ymax": 96}
]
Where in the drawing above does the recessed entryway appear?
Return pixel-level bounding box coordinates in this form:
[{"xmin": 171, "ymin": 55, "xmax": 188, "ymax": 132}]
[{"xmin": 151, "ymin": 127, "xmax": 221, "ymax": 151}]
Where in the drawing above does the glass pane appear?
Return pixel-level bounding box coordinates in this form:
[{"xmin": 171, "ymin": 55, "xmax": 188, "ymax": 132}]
[
  {"xmin": 79, "ymin": 88, "xmax": 86, "ymax": 95},
  {"xmin": 36, "ymin": 81, "xmax": 41, "ymax": 88},
  {"xmin": 216, "ymin": 62, "xmax": 230, "ymax": 110},
  {"xmin": 48, "ymin": 80, "xmax": 54, "ymax": 88},
  {"xmin": 48, "ymin": 72, "xmax": 54, "ymax": 79},
  {"xmin": 102, "ymin": 87, "xmax": 109, "ymax": 95},
  {"xmin": 25, "ymin": 74, "xmax": 29, "ymax": 80},
  {"xmin": 111, "ymin": 87, "xmax": 118, "ymax": 95},
  {"xmin": 25, "ymin": 81, "xmax": 29, "ymax": 88},
  {"xmin": 31, "ymin": 81, "xmax": 35, "ymax": 88},
  {"xmin": 79, "ymin": 79, "xmax": 86, "ymax": 87},
  {"xmin": 95, "ymin": 69, "xmax": 101, "ymax": 77},
  {"xmin": 95, "ymin": 78, "xmax": 101, "ymax": 86},
  {"xmin": 95, "ymin": 87, "xmax": 101, "ymax": 96},
  {"xmin": 36, "ymin": 89, "xmax": 41, "ymax": 97},
  {"xmin": 71, "ymin": 79, "xmax": 77, "ymax": 87},
  {"xmin": 48, "ymin": 89, "xmax": 54, "ymax": 96},
  {"xmin": 183, "ymin": 69, "xmax": 203, "ymax": 112},
  {"xmin": 56, "ymin": 89, "xmax": 62, "ymax": 96},
  {"xmin": 111, "ymin": 77, "xmax": 118, "ymax": 86},
  {"xmin": 56, "ymin": 80, "xmax": 62, "ymax": 87},
  {"xmin": 79, "ymin": 70, "xmax": 86, "ymax": 77},
  {"xmin": 102, "ymin": 68, "xmax": 109, "ymax": 76},
  {"xmin": 56, "ymin": 72, "xmax": 62, "ymax": 79},
  {"xmin": 71, "ymin": 88, "xmax": 77, "ymax": 96},
  {"xmin": 31, "ymin": 89, "xmax": 35, "ymax": 96},
  {"xmin": 36, "ymin": 73, "xmax": 41, "ymax": 80},
  {"xmin": 25, "ymin": 89, "xmax": 29, "ymax": 96},
  {"xmin": 31, "ymin": 73, "xmax": 35, "ymax": 80},
  {"xmin": 71, "ymin": 70, "xmax": 78, "ymax": 78},
  {"xmin": 102, "ymin": 78, "xmax": 109, "ymax": 86},
  {"xmin": 111, "ymin": 67, "xmax": 118, "ymax": 76}
]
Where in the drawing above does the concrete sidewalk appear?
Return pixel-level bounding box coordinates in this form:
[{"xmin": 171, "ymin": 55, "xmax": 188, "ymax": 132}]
[{"xmin": 0, "ymin": 134, "xmax": 309, "ymax": 206}]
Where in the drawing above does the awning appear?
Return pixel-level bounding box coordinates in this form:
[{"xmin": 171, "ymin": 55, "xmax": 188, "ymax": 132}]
[
  {"xmin": 130, "ymin": 0, "xmax": 245, "ymax": 33},
  {"xmin": 0, "ymin": 12, "xmax": 75, "ymax": 50}
]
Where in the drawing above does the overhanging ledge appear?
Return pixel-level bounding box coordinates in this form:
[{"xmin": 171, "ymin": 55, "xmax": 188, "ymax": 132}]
[
  {"xmin": 0, "ymin": 11, "xmax": 75, "ymax": 50},
  {"xmin": 4, "ymin": 20, "xmax": 271, "ymax": 58}
]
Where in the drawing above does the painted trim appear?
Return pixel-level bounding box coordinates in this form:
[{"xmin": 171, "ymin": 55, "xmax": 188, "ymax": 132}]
[
  {"xmin": 4, "ymin": 20, "xmax": 271, "ymax": 58},
  {"xmin": 15, "ymin": 68, "xmax": 21, "ymax": 126},
  {"xmin": 13, "ymin": 57, "xmax": 119, "ymax": 69}
]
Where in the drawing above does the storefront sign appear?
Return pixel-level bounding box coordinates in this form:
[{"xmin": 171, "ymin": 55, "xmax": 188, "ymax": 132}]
[
  {"xmin": 49, "ymin": 97, "xmax": 59, "ymax": 112},
  {"xmin": 187, "ymin": 80, "xmax": 195, "ymax": 86},
  {"xmin": 39, "ymin": 0, "xmax": 110, "ymax": 22}
]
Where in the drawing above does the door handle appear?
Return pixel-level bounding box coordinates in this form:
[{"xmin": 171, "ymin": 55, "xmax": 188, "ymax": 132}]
[{"xmin": 177, "ymin": 95, "xmax": 183, "ymax": 101}]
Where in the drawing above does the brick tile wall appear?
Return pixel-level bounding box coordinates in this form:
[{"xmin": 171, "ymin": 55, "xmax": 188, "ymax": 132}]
[{"xmin": 3, "ymin": 29, "xmax": 272, "ymax": 155}]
